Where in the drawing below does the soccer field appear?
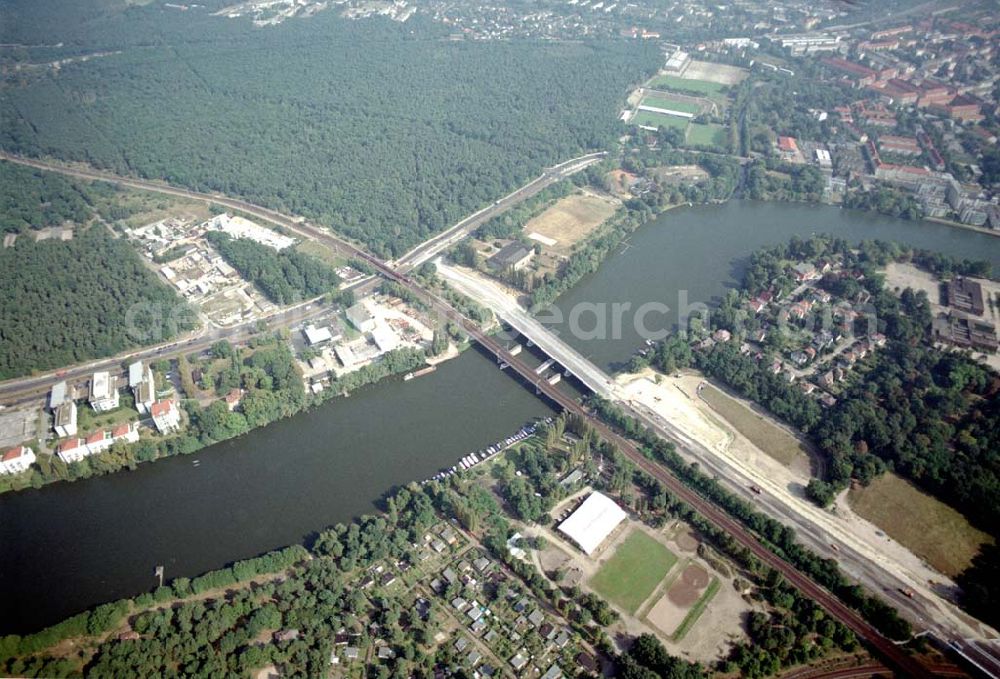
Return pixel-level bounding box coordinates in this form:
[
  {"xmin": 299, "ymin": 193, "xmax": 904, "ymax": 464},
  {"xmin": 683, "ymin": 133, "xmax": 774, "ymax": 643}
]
[
  {"xmin": 686, "ymin": 123, "xmax": 729, "ymax": 150},
  {"xmin": 639, "ymin": 93, "xmax": 702, "ymax": 115},
  {"xmin": 589, "ymin": 529, "xmax": 678, "ymax": 613},
  {"xmin": 631, "ymin": 110, "xmax": 689, "ymax": 131},
  {"xmin": 648, "ymin": 74, "xmax": 726, "ymax": 96}
]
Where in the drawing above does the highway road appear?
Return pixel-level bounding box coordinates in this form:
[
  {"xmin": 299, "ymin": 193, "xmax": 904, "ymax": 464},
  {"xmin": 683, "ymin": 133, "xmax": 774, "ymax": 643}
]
[
  {"xmin": 435, "ymin": 262, "xmax": 994, "ymax": 674},
  {"xmin": 0, "ymin": 151, "xmax": 601, "ymax": 404},
  {"xmin": 394, "ymin": 152, "xmax": 607, "ymax": 271},
  {"xmin": 378, "ymin": 266, "xmax": 938, "ymax": 679},
  {"xmin": 0, "ymin": 151, "xmax": 967, "ymax": 676}
]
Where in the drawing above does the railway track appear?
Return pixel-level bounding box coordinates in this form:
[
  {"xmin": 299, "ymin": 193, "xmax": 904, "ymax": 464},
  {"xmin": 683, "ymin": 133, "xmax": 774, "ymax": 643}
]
[{"xmin": 1, "ymin": 152, "xmax": 946, "ymax": 677}]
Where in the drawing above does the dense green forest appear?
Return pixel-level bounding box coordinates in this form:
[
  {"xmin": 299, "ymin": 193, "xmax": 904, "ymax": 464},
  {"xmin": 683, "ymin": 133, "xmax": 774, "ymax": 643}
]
[
  {"xmin": 0, "ymin": 227, "xmax": 193, "ymax": 379},
  {"xmin": 0, "ymin": 162, "xmax": 91, "ymax": 233},
  {"xmin": 205, "ymin": 233, "xmax": 340, "ymax": 305},
  {"xmin": 1, "ymin": 8, "xmax": 659, "ymax": 257}
]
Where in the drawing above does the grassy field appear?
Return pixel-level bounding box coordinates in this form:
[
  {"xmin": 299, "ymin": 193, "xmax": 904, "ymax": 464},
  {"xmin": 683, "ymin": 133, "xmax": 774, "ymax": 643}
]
[
  {"xmin": 295, "ymin": 240, "xmax": 347, "ymax": 269},
  {"xmin": 640, "ymin": 94, "xmax": 702, "ymax": 115},
  {"xmin": 589, "ymin": 529, "xmax": 677, "ymax": 613},
  {"xmin": 672, "ymin": 577, "xmax": 720, "ymax": 641},
  {"xmin": 686, "ymin": 123, "xmax": 728, "ymax": 150},
  {"xmin": 848, "ymin": 472, "xmax": 992, "ymax": 577},
  {"xmin": 700, "ymin": 384, "xmax": 810, "ymax": 468},
  {"xmin": 648, "ymin": 74, "xmax": 726, "ymax": 96},
  {"xmin": 631, "ymin": 110, "xmax": 689, "ymax": 131}
]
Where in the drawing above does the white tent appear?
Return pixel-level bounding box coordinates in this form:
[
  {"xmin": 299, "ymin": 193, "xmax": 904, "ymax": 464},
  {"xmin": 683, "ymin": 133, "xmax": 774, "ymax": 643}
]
[{"xmin": 557, "ymin": 492, "xmax": 626, "ymax": 555}]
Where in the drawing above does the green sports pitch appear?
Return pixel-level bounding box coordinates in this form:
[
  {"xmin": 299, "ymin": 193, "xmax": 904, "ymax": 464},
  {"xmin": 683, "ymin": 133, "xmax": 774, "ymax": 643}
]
[
  {"xmin": 631, "ymin": 110, "xmax": 689, "ymax": 131},
  {"xmin": 589, "ymin": 529, "xmax": 678, "ymax": 613},
  {"xmin": 647, "ymin": 74, "xmax": 726, "ymax": 97},
  {"xmin": 639, "ymin": 93, "xmax": 702, "ymax": 115},
  {"xmin": 686, "ymin": 123, "xmax": 728, "ymax": 149}
]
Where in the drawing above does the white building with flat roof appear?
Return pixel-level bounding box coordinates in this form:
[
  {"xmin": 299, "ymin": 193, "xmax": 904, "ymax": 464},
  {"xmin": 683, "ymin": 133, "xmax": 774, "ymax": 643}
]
[
  {"xmin": 304, "ymin": 325, "xmax": 334, "ymax": 346},
  {"xmin": 346, "ymin": 303, "xmax": 376, "ymax": 333},
  {"xmin": 130, "ymin": 363, "xmax": 156, "ymax": 414},
  {"xmin": 49, "ymin": 381, "xmax": 68, "ymax": 409},
  {"xmin": 54, "ymin": 401, "xmax": 78, "ymax": 438},
  {"xmin": 89, "ymin": 371, "xmax": 120, "ymax": 412},
  {"xmin": 203, "ymin": 214, "xmax": 295, "ymax": 250},
  {"xmin": 557, "ymin": 492, "xmax": 627, "ymax": 555},
  {"xmin": 0, "ymin": 446, "xmax": 35, "ymax": 475}
]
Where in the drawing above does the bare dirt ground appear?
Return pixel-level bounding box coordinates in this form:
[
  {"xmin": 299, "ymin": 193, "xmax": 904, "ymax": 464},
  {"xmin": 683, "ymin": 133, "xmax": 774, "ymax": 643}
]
[
  {"xmin": 649, "ymin": 164, "xmax": 709, "ymax": 186},
  {"xmin": 699, "ymin": 382, "xmax": 815, "ymax": 477},
  {"xmin": 884, "ymin": 262, "xmax": 947, "ymax": 311},
  {"xmin": 614, "ymin": 367, "xmax": 992, "ymax": 640},
  {"xmin": 524, "ymin": 192, "xmax": 618, "ymax": 256},
  {"xmin": 606, "ymin": 169, "xmax": 638, "ymax": 197},
  {"xmin": 682, "ymin": 60, "xmax": 748, "ymax": 85},
  {"xmin": 527, "ymin": 507, "xmax": 750, "ymax": 663}
]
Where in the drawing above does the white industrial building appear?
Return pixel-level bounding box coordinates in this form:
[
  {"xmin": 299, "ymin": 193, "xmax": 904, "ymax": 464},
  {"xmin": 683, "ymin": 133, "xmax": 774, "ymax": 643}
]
[
  {"xmin": 557, "ymin": 492, "xmax": 627, "ymax": 555},
  {"xmin": 303, "ymin": 325, "xmax": 335, "ymax": 346},
  {"xmin": 203, "ymin": 214, "xmax": 295, "ymax": 250},
  {"xmin": 346, "ymin": 303, "xmax": 376, "ymax": 333}
]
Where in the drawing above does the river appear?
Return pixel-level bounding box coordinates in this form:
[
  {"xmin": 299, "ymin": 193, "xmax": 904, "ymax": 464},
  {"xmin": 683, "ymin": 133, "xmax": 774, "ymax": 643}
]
[{"xmin": 1, "ymin": 200, "xmax": 996, "ymax": 634}]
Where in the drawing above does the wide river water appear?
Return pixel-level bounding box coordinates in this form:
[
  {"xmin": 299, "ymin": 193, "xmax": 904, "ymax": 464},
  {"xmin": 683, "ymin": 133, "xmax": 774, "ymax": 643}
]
[{"xmin": 2, "ymin": 200, "xmax": 998, "ymax": 634}]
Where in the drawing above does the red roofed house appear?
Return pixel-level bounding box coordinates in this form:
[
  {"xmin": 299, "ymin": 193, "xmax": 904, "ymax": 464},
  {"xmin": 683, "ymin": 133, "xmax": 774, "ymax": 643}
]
[
  {"xmin": 225, "ymin": 389, "xmax": 244, "ymax": 412},
  {"xmin": 57, "ymin": 438, "xmax": 89, "ymax": 464},
  {"xmin": 112, "ymin": 422, "xmax": 140, "ymax": 445},
  {"xmin": 151, "ymin": 400, "xmax": 181, "ymax": 434},
  {"xmin": 85, "ymin": 430, "xmax": 114, "ymax": 456},
  {"xmin": 777, "ymin": 136, "xmax": 801, "ymax": 162},
  {"xmin": 0, "ymin": 445, "xmax": 36, "ymax": 475}
]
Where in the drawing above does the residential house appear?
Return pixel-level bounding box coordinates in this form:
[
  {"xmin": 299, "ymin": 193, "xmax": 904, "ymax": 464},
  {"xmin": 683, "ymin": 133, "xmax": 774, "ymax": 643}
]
[
  {"xmin": 225, "ymin": 388, "xmax": 244, "ymax": 412},
  {"xmin": 56, "ymin": 438, "xmax": 89, "ymax": 464},
  {"xmin": 0, "ymin": 446, "xmax": 36, "ymax": 475},
  {"xmin": 130, "ymin": 362, "xmax": 156, "ymax": 414},
  {"xmin": 89, "ymin": 371, "xmax": 120, "ymax": 412},
  {"xmin": 151, "ymin": 399, "xmax": 181, "ymax": 434},
  {"xmin": 792, "ymin": 262, "xmax": 820, "ymax": 282},
  {"xmin": 85, "ymin": 430, "xmax": 114, "ymax": 456},
  {"xmin": 54, "ymin": 401, "xmax": 78, "ymax": 438}
]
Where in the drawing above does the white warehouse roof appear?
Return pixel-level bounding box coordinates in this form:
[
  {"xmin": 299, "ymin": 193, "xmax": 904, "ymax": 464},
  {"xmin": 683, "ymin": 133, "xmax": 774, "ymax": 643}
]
[{"xmin": 557, "ymin": 492, "xmax": 626, "ymax": 555}]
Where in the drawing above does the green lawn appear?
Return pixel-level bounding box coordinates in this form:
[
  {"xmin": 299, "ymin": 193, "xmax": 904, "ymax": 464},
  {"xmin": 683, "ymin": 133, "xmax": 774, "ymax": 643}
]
[
  {"xmin": 639, "ymin": 94, "xmax": 702, "ymax": 115},
  {"xmin": 648, "ymin": 74, "xmax": 726, "ymax": 96},
  {"xmin": 686, "ymin": 123, "xmax": 728, "ymax": 150},
  {"xmin": 631, "ymin": 110, "xmax": 689, "ymax": 132},
  {"xmin": 589, "ymin": 529, "xmax": 677, "ymax": 613}
]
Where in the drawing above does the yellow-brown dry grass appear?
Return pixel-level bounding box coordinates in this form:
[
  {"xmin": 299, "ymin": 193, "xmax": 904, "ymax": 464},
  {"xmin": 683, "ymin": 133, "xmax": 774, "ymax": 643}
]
[
  {"xmin": 700, "ymin": 384, "xmax": 810, "ymax": 468},
  {"xmin": 848, "ymin": 472, "xmax": 992, "ymax": 577},
  {"xmin": 524, "ymin": 193, "xmax": 617, "ymax": 255}
]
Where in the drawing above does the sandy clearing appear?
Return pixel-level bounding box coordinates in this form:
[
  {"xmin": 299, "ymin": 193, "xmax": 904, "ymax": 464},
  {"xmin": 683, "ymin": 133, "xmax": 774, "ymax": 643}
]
[
  {"xmin": 613, "ymin": 368, "xmax": 995, "ymax": 640},
  {"xmin": 682, "ymin": 60, "xmax": 748, "ymax": 85},
  {"xmin": 524, "ymin": 193, "xmax": 618, "ymax": 256}
]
